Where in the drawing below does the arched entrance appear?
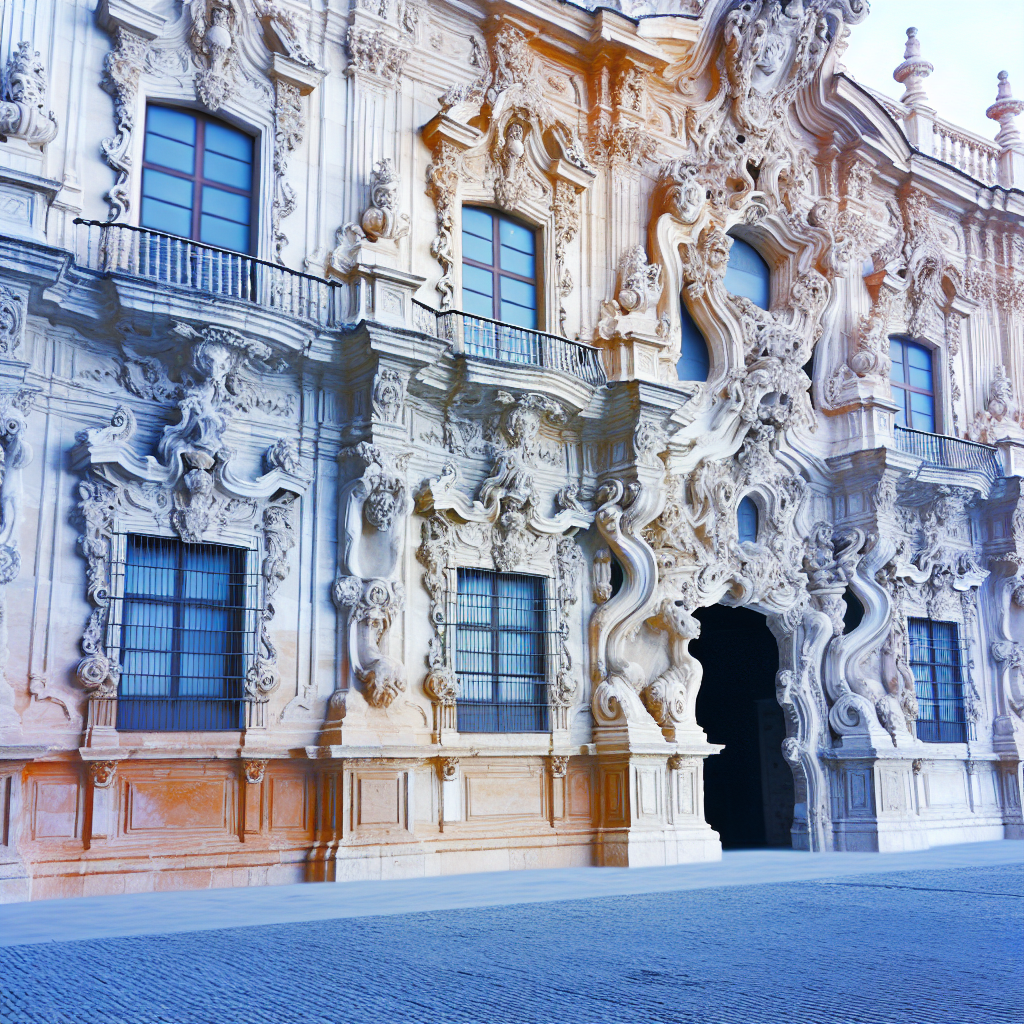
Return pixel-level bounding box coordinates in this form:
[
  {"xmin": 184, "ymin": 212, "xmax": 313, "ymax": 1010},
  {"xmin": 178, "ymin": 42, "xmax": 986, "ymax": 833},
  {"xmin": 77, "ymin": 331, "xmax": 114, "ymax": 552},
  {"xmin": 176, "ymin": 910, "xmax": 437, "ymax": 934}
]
[{"xmin": 692, "ymin": 604, "xmax": 794, "ymax": 848}]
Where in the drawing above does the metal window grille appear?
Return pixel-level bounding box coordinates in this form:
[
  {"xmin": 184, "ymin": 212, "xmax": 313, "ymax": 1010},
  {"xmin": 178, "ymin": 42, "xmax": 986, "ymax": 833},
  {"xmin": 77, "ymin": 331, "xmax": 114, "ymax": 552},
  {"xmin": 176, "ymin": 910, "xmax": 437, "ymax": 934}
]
[
  {"xmin": 107, "ymin": 534, "xmax": 261, "ymax": 731},
  {"xmin": 451, "ymin": 568, "xmax": 556, "ymax": 733},
  {"xmin": 908, "ymin": 618, "xmax": 973, "ymax": 744}
]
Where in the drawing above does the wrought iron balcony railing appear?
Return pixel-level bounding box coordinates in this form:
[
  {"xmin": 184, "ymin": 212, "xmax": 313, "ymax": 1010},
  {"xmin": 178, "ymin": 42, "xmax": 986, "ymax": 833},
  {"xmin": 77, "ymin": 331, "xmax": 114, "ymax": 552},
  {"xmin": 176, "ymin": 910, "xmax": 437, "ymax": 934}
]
[
  {"xmin": 892, "ymin": 425, "xmax": 1003, "ymax": 482},
  {"xmin": 426, "ymin": 306, "xmax": 607, "ymax": 386},
  {"xmin": 75, "ymin": 219, "xmax": 345, "ymax": 328}
]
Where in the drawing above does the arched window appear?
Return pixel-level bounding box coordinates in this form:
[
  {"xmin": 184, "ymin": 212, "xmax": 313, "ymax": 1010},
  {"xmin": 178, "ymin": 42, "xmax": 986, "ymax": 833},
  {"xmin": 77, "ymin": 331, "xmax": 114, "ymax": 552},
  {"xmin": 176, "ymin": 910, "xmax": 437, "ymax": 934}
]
[
  {"xmin": 890, "ymin": 337, "xmax": 935, "ymax": 432},
  {"xmin": 724, "ymin": 236, "xmax": 770, "ymax": 309},
  {"xmin": 461, "ymin": 207, "xmax": 538, "ymax": 329},
  {"xmin": 141, "ymin": 106, "xmax": 255, "ymax": 254},
  {"xmin": 737, "ymin": 496, "xmax": 758, "ymax": 543},
  {"xmin": 677, "ymin": 303, "xmax": 711, "ymax": 382}
]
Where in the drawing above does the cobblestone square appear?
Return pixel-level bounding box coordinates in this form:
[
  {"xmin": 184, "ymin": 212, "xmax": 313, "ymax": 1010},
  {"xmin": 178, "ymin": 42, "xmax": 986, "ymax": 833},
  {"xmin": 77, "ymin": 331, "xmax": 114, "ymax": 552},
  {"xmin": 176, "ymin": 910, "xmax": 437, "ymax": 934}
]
[{"xmin": 2, "ymin": 858, "xmax": 1020, "ymax": 1024}]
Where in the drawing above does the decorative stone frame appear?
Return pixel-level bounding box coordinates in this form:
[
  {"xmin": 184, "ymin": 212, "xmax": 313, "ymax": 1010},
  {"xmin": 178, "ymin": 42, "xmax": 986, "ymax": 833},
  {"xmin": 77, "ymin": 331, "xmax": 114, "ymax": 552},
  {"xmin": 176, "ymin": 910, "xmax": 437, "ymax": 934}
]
[
  {"xmin": 71, "ymin": 327, "xmax": 309, "ymax": 745},
  {"xmin": 422, "ymin": 24, "xmax": 595, "ymax": 330},
  {"xmin": 96, "ymin": 0, "xmax": 324, "ymax": 260},
  {"xmin": 415, "ymin": 392, "xmax": 590, "ymax": 740}
]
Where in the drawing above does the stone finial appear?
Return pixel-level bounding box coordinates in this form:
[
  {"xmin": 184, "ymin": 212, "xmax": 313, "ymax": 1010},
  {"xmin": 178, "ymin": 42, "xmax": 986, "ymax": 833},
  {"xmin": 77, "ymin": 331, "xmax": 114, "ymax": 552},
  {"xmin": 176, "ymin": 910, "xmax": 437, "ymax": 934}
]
[
  {"xmin": 893, "ymin": 27, "xmax": 933, "ymax": 109},
  {"xmin": 986, "ymin": 71, "xmax": 1024, "ymax": 150}
]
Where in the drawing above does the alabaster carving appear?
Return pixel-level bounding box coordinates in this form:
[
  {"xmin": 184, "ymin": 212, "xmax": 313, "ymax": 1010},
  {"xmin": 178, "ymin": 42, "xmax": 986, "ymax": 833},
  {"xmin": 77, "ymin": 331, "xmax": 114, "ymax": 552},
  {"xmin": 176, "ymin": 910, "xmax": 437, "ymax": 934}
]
[
  {"xmin": 0, "ymin": 41, "xmax": 58, "ymax": 146},
  {"xmin": 334, "ymin": 442, "xmax": 411, "ymax": 709},
  {"xmin": 968, "ymin": 364, "xmax": 1024, "ymax": 443},
  {"xmin": 346, "ymin": 27, "xmax": 409, "ymax": 82},
  {"xmin": 361, "ymin": 159, "xmax": 410, "ymax": 243}
]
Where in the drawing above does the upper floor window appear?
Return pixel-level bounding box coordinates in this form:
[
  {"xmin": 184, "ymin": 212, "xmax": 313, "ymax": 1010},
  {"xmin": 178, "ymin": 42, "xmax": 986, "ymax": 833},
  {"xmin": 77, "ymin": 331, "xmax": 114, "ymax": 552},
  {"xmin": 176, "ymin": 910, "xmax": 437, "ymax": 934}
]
[
  {"xmin": 141, "ymin": 106, "xmax": 255, "ymax": 254},
  {"xmin": 890, "ymin": 338, "xmax": 935, "ymax": 433},
  {"xmin": 724, "ymin": 236, "xmax": 770, "ymax": 310},
  {"xmin": 677, "ymin": 304, "xmax": 711, "ymax": 382},
  {"xmin": 453, "ymin": 568, "xmax": 549, "ymax": 733},
  {"xmin": 461, "ymin": 208, "xmax": 538, "ymax": 329},
  {"xmin": 737, "ymin": 496, "xmax": 758, "ymax": 543},
  {"xmin": 908, "ymin": 618, "xmax": 969, "ymax": 743},
  {"xmin": 112, "ymin": 534, "xmax": 255, "ymax": 731}
]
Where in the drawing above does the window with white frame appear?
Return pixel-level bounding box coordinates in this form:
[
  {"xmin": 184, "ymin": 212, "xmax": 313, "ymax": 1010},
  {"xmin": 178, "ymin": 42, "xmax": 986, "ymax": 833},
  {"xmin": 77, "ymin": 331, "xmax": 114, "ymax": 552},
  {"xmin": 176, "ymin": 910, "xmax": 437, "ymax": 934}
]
[
  {"xmin": 453, "ymin": 568, "xmax": 552, "ymax": 733},
  {"xmin": 907, "ymin": 618, "xmax": 970, "ymax": 743},
  {"xmin": 108, "ymin": 534, "xmax": 260, "ymax": 731}
]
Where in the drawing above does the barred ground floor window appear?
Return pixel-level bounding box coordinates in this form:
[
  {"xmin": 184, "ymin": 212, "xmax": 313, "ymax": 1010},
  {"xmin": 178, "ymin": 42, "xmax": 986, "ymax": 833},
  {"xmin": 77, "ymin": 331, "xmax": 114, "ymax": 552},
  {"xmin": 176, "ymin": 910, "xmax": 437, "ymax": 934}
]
[
  {"xmin": 109, "ymin": 534, "xmax": 259, "ymax": 731},
  {"xmin": 453, "ymin": 568, "xmax": 552, "ymax": 733},
  {"xmin": 908, "ymin": 617, "xmax": 971, "ymax": 744}
]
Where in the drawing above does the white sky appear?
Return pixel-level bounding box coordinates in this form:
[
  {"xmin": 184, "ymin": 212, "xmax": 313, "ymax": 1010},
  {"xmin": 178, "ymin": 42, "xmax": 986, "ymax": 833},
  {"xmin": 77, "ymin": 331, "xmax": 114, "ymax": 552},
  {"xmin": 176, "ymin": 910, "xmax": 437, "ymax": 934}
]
[{"xmin": 841, "ymin": 0, "xmax": 1024, "ymax": 140}]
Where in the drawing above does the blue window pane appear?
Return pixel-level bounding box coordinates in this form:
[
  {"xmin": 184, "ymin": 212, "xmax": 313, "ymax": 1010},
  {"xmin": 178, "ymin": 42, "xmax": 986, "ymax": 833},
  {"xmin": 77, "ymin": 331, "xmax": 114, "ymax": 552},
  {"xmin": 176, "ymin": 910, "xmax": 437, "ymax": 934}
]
[
  {"xmin": 500, "ymin": 297, "xmax": 537, "ymax": 330},
  {"xmin": 890, "ymin": 337, "xmax": 904, "ymax": 364},
  {"xmin": 893, "ymin": 387, "xmax": 908, "ymax": 428},
  {"xmin": 907, "ymin": 343, "xmax": 931, "ymax": 370},
  {"xmin": 908, "ymin": 347, "xmax": 932, "ymax": 390},
  {"xmin": 200, "ymin": 215, "xmax": 250, "ymax": 253},
  {"xmin": 463, "ymin": 291, "xmax": 494, "ymax": 320},
  {"xmin": 737, "ymin": 496, "xmax": 758, "ymax": 543},
  {"xmin": 463, "ymin": 264, "xmax": 494, "ymax": 296},
  {"xmin": 910, "ymin": 391, "xmax": 935, "ymax": 432},
  {"xmin": 144, "ymin": 132, "xmax": 195, "ymax": 175},
  {"xmin": 724, "ymin": 237, "xmax": 770, "ymax": 309},
  {"xmin": 500, "ymin": 243, "xmax": 534, "ymax": 278},
  {"xmin": 204, "ymin": 120, "xmax": 252, "ymax": 162},
  {"xmin": 201, "ymin": 185, "xmax": 250, "ymax": 224},
  {"xmin": 499, "ymin": 218, "xmax": 534, "ymax": 255},
  {"xmin": 462, "ymin": 230, "xmax": 493, "ymax": 265},
  {"xmin": 147, "ymin": 107, "xmax": 196, "ymax": 146},
  {"xmin": 140, "ymin": 197, "xmax": 192, "ymax": 238},
  {"xmin": 500, "ymin": 276, "xmax": 536, "ymax": 308},
  {"xmin": 890, "ymin": 342, "xmax": 905, "ymax": 383},
  {"xmin": 142, "ymin": 167, "xmax": 194, "ymax": 208},
  {"xmin": 677, "ymin": 306, "xmax": 710, "ymax": 382},
  {"xmin": 203, "ymin": 151, "xmax": 252, "ymax": 190},
  {"xmin": 462, "ymin": 207, "xmax": 493, "ymax": 241}
]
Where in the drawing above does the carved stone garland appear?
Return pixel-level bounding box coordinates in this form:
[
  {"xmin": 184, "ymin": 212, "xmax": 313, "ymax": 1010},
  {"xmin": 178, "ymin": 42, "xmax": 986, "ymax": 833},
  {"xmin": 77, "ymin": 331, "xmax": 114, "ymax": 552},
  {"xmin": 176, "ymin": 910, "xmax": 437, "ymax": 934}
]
[{"xmin": 72, "ymin": 327, "xmax": 309, "ymax": 716}]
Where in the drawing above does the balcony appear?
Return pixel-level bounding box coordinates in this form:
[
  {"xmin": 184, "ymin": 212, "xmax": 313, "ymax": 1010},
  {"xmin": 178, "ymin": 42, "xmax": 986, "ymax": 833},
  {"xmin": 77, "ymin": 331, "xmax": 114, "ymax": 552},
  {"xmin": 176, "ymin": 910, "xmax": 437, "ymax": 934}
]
[
  {"xmin": 892, "ymin": 425, "xmax": 1003, "ymax": 483},
  {"xmin": 421, "ymin": 306, "xmax": 607, "ymax": 386},
  {"xmin": 75, "ymin": 219, "xmax": 346, "ymax": 329}
]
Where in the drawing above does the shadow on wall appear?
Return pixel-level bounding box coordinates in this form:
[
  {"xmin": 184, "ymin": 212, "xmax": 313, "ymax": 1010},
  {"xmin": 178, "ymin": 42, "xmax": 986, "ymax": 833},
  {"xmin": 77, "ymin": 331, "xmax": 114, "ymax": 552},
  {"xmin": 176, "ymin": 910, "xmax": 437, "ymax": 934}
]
[{"xmin": 692, "ymin": 604, "xmax": 794, "ymax": 849}]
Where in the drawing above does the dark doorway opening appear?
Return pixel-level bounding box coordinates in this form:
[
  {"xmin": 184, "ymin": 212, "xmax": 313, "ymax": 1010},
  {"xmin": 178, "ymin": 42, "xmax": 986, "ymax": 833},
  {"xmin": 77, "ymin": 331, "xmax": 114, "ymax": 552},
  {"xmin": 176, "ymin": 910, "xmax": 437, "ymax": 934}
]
[{"xmin": 691, "ymin": 603, "xmax": 794, "ymax": 848}]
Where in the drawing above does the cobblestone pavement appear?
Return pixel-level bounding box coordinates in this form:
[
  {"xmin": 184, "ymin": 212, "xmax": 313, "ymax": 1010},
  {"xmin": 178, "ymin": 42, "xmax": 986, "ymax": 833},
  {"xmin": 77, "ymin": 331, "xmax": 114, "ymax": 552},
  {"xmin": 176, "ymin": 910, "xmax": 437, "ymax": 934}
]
[{"xmin": 1, "ymin": 863, "xmax": 1021, "ymax": 1024}]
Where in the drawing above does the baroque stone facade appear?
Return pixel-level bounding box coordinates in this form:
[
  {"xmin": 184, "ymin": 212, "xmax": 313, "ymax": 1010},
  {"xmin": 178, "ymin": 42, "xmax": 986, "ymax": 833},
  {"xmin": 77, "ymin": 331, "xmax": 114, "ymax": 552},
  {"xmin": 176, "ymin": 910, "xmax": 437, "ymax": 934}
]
[{"xmin": 0, "ymin": 0, "xmax": 1022, "ymax": 901}]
